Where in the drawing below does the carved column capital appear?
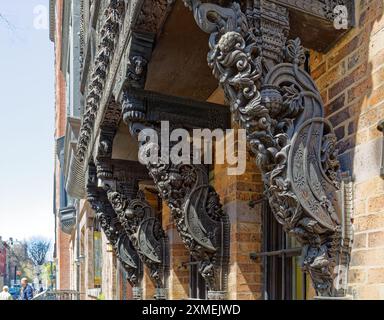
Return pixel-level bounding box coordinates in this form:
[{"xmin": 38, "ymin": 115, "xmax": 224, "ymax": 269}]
[{"xmin": 104, "ymin": 180, "xmax": 169, "ymax": 299}]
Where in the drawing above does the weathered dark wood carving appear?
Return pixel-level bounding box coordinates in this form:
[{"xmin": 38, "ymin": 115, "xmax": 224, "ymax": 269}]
[
  {"xmin": 106, "ymin": 187, "xmax": 169, "ymax": 299},
  {"xmin": 95, "ymin": 128, "xmax": 169, "ymax": 300},
  {"xmin": 146, "ymin": 155, "xmax": 230, "ymax": 298},
  {"xmin": 77, "ymin": 0, "xmax": 125, "ymax": 162},
  {"xmin": 184, "ymin": 0, "xmax": 352, "ymax": 297},
  {"xmin": 135, "ymin": 0, "xmax": 174, "ymax": 34},
  {"xmin": 272, "ymin": 0, "xmax": 351, "ymax": 20},
  {"xmin": 122, "ymin": 90, "xmax": 231, "ymax": 299},
  {"xmin": 86, "ymin": 163, "xmax": 143, "ymax": 295},
  {"xmin": 122, "ymin": 87, "xmax": 231, "ymax": 129}
]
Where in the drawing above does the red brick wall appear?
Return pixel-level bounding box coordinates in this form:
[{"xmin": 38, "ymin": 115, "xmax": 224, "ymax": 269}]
[
  {"xmin": 213, "ymin": 142, "xmax": 263, "ymax": 300},
  {"xmin": 162, "ymin": 205, "xmax": 190, "ymax": 299},
  {"xmin": 208, "ymin": 91, "xmax": 264, "ymax": 300},
  {"xmin": 54, "ymin": 0, "xmax": 71, "ymax": 290},
  {"xmin": 310, "ymin": 0, "xmax": 384, "ymax": 299}
]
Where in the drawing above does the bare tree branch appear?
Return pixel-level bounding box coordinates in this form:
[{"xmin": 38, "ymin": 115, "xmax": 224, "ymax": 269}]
[
  {"xmin": 27, "ymin": 237, "xmax": 51, "ymax": 266},
  {"xmin": 0, "ymin": 13, "xmax": 16, "ymax": 31}
]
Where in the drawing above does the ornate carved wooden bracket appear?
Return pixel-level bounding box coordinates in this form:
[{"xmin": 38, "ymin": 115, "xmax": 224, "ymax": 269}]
[
  {"xmin": 86, "ymin": 163, "xmax": 143, "ymax": 297},
  {"xmin": 106, "ymin": 184, "xmax": 169, "ymax": 300},
  {"xmin": 94, "ymin": 127, "xmax": 169, "ymax": 300},
  {"xmin": 184, "ymin": 0, "xmax": 353, "ymax": 297},
  {"xmin": 145, "ymin": 150, "xmax": 230, "ymax": 299},
  {"xmin": 122, "ymin": 89, "xmax": 231, "ymax": 299}
]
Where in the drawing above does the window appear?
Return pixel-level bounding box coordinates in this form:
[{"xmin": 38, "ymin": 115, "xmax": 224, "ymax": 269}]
[
  {"xmin": 261, "ymin": 200, "xmax": 311, "ymax": 300},
  {"xmin": 120, "ymin": 267, "xmax": 128, "ymax": 300},
  {"xmin": 189, "ymin": 256, "xmax": 207, "ymax": 300},
  {"xmin": 93, "ymin": 224, "xmax": 102, "ymax": 289}
]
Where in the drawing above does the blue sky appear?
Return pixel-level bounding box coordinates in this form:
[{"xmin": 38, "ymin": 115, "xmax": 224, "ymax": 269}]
[{"xmin": 0, "ymin": 0, "xmax": 54, "ymax": 241}]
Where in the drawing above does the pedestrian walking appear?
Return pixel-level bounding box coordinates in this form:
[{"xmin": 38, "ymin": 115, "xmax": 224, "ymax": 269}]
[
  {"xmin": 0, "ymin": 286, "xmax": 13, "ymax": 300},
  {"xmin": 20, "ymin": 278, "xmax": 34, "ymax": 300}
]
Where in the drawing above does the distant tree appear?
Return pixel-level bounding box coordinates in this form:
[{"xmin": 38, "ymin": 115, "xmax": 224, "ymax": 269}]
[
  {"xmin": 0, "ymin": 13, "xmax": 13, "ymax": 29},
  {"xmin": 10, "ymin": 240, "xmax": 29, "ymax": 264},
  {"xmin": 6, "ymin": 240, "xmax": 34, "ymax": 282},
  {"xmin": 27, "ymin": 237, "xmax": 51, "ymax": 266},
  {"xmin": 0, "ymin": 12, "xmax": 17, "ymax": 35}
]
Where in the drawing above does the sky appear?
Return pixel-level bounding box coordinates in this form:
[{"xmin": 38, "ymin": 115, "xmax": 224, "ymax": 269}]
[{"xmin": 0, "ymin": 0, "xmax": 55, "ymax": 242}]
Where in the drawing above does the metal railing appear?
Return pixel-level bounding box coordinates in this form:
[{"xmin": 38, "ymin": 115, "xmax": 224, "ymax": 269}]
[{"xmin": 32, "ymin": 289, "xmax": 81, "ymax": 300}]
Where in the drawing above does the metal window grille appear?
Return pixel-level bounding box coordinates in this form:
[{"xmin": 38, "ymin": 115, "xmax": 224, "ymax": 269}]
[
  {"xmin": 254, "ymin": 200, "xmax": 308, "ymax": 300},
  {"xmin": 188, "ymin": 258, "xmax": 207, "ymax": 300}
]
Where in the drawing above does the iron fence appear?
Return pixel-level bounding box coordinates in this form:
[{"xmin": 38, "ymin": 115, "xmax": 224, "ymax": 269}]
[{"xmin": 32, "ymin": 289, "xmax": 81, "ymax": 300}]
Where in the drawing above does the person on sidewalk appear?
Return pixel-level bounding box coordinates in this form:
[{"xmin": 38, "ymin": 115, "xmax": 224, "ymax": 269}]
[
  {"xmin": 0, "ymin": 286, "xmax": 13, "ymax": 300},
  {"xmin": 20, "ymin": 278, "xmax": 34, "ymax": 300}
]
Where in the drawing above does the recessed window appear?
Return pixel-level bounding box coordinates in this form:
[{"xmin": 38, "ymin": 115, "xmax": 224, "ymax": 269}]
[
  {"xmin": 262, "ymin": 201, "xmax": 311, "ymax": 300},
  {"xmin": 189, "ymin": 256, "xmax": 207, "ymax": 300}
]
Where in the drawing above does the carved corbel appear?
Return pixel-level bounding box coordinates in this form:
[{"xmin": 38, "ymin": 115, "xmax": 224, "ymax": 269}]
[
  {"xmin": 146, "ymin": 153, "xmax": 230, "ymax": 299},
  {"xmin": 127, "ymin": 56, "xmax": 148, "ymax": 89},
  {"xmin": 95, "ymin": 128, "xmax": 169, "ymax": 300},
  {"xmin": 123, "ymin": 116, "xmax": 230, "ymax": 300},
  {"xmin": 86, "ymin": 163, "xmax": 143, "ymax": 296},
  {"xmin": 184, "ymin": 0, "xmax": 353, "ymax": 298},
  {"xmin": 106, "ymin": 187, "xmax": 169, "ymax": 300}
]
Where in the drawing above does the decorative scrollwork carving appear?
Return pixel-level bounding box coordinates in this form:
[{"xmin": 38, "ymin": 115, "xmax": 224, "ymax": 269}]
[
  {"xmin": 185, "ymin": 0, "xmax": 352, "ymax": 297},
  {"xmin": 106, "ymin": 188, "xmax": 168, "ymax": 298},
  {"xmin": 151, "ymin": 163, "xmax": 230, "ymax": 292},
  {"xmin": 128, "ymin": 122, "xmax": 230, "ymax": 297},
  {"xmin": 135, "ymin": 0, "xmax": 173, "ymax": 33},
  {"xmin": 94, "ymin": 128, "xmax": 168, "ymax": 300},
  {"xmin": 321, "ymin": 0, "xmax": 349, "ymax": 20}
]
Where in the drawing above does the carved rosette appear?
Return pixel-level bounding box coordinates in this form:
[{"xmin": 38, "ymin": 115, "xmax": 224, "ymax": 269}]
[
  {"xmin": 185, "ymin": 0, "xmax": 352, "ymax": 297},
  {"xmin": 77, "ymin": 0, "xmax": 125, "ymax": 162},
  {"xmin": 86, "ymin": 163, "xmax": 142, "ymax": 291}
]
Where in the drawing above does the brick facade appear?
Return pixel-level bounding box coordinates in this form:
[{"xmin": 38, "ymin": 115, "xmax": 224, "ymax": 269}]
[
  {"xmin": 206, "ymin": 91, "xmax": 264, "ymax": 300},
  {"xmin": 53, "ymin": 0, "xmax": 71, "ymax": 291},
  {"xmin": 310, "ymin": 0, "xmax": 384, "ymax": 299},
  {"xmin": 163, "ymin": 205, "xmax": 190, "ymax": 300}
]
